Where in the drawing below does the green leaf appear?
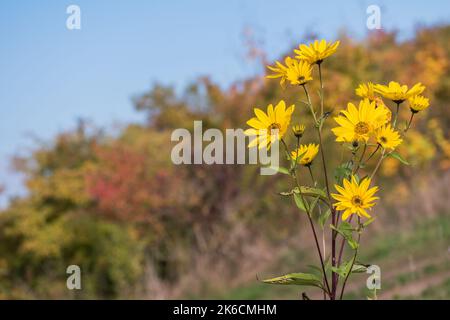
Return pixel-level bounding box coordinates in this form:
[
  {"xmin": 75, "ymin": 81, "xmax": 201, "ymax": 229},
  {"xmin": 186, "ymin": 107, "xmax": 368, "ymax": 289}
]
[
  {"xmin": 293, "ymin": 193, "xmax": 307, "ymax": 212},
  {"xmin": 331, "ymin": 222, "xmax": 352, "ymax": 239},
  {"xmin": 363, "ymin": 217, "xmax": 376, "ymax": 228},
  {"xmin": 306, "ymin": 265, "xmax": 323, "ymax": 278},
  {"xmin": 280, "ymin": 186, "xmax": 327, "ymax": 202},
  {"xmin": 347, "ymin": 238, "xmax": 359, "ymax": 250},
  {"xmin": 334, "ymin": 163, "xmax": 352, "ymax": 183},
  {"xmin": 351, "ymin": 264, "xmax": 368, "ymax": 273},
  {"xmin": 386, "ymin": 152, "xmax": 409, "ymax": 165},
  {"xmin": 266, "ymin": 166, "xmax": 290, "ymax": 174},
  {"xmin": 309, "ymin": 196, "xmax": 320, "ymax": 213},
  {"xmin": 331, "ymin": 258, "xmax": 355, "ymax": 278},
  {"xmin": 261, "ymin": 272, "xmax": 323, "ymax": 289},
  {"xmin": 294, "ymin": 186, "xmax": 327, "ymax": 201},
  {"xmin": 319, "ymin": 208, "xmax": 331, "ymax": 229},
  {"xmin": 331, "ymin": 222, "xmax": 358, "ymax": 250},
  {"xmin": 330, "ymin": 266, "xmax": 346, "ymax": 278}
]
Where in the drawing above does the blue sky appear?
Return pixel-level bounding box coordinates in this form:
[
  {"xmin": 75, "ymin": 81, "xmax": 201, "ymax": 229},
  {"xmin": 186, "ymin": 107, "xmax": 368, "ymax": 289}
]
[{"xmin": 0, "ymin": 0, "xmax": 449, "ymax": 206}]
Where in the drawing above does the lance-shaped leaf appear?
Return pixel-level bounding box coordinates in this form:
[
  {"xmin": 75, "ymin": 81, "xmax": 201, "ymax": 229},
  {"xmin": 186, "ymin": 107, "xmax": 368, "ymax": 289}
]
[
  {"xmin": 331, "ymin": 258, "xmax": 355, "ymax": 278},
  {"xmin": 386, "ymin": 152, "xmax": 409, "ymax": 165},
  {"xmin": 334, "ymin": 163, "xmax": 352, "ymax": 184},
  {"xmin": 318, "ymin": 208, "xmax": 331, "ymax": 229},
  {"xmin": 362, "ymin": 217, "xmax": 376, "ymax": 228},
  {"xmin": 280, "ymin": 186, "xmax": 327, "ymax": 202},
  {"xmin": 331, "ymin": 222, "xmax": 358, "ymax": 250},
  {"xmin": 261, "ymin": 272, "xmax": 323, "ymax": 289},
  {"xmin": 264, "ymin": 166, "xmax": 290, "ymax": 175},
  {"xmin": 293, "ymin": 193, "xmax": 308, "ymax": 212},
  {"xmin": 351, "ymin": 263, "xmax": 369, "ymax": 273}
]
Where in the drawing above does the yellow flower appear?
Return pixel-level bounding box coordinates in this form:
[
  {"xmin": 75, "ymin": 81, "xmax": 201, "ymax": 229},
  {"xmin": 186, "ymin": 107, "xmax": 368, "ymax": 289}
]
[
  {"xmin": 331, "ymin": 176, "xmax": 379, "ymax": 221},
  {"xmin": 292, "ymin": 124, "xmax": 305, "ymax": 138},
  {"xmin": 374, "ymin": 97, "xmax": 392, "ymax": 123},
  {"xmin": 374, "ymin": 81, "xmax": 425, "ymax": 103},
  {"xmin": 285, "ymin": 60, "xmax": 313, "ymax": 85},
  {"xmin": 376, "ymin": 124, "xmax": 403, "ymax": 150},
  {"xmin": 356, "ymin": 82, "xmax": 377, "ymax": 101},
  {"xmin": 294, "ymin": 39, "xmax": 340, "ymax": 64},
  {"xmin": 266, "ymin": 56, "xmax": 296, "ymax": 87},
  {"xmin": 291, "ymin": 144, "xmax": 319, "ymax": 166},
  {"xmin": 408, "ymin": 95, "xmax": 430, "ymax": 113},
  {"xmin": 244, "ymin": 100, "xmax": 295, "ymax": 149},
  {"xmin": 331, "ymin": 99, "xmax": 389, "ymax": 143}
]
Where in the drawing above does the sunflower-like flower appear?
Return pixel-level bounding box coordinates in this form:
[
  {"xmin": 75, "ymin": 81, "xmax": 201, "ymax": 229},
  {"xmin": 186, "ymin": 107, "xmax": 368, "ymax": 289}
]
[
  {"xmin": 294, "ymin": 40, "xmax": 340, "ymax": 64},
  {"xmin": 331, "ymin": 99, "xmax": 389, "ymax": 143},
  {"xmin": 374, "ymin": 81, "xmax": 425, "ymax": 104},
  {"xmin": 266, "ymin": 56, "xmax": 296, "ymax": 87},
  {"xmin": 291, "ymin": 143, "xmax": 319, "ymax": 166},
  {"xmin": 331, "ymin": 175, "xmax": 379, "ymax": 221},
  {"xmin": 408, "ymin": 95, "xmax": 430, "ymax": 113},
  {"xmin": 356, "ymin": 82, "xmax": 377, "ymax": 101},
  {"xmin": 374, "ymin": 97, "xmax": 392, "ymax": 123},
  {"xmin": 244, "ymin": 100, "xmax": 295, "ymax": 149},
  {"xmin": 376, "ymin": 124, "xmax": 403, "ymax": 150},
  {"xmin": 285, "ymin": 60, "xmax": 313, "ymax": 86},
  {"xmin": 292, "ymin": 124, "xmax": 305, "ymax": 138}
]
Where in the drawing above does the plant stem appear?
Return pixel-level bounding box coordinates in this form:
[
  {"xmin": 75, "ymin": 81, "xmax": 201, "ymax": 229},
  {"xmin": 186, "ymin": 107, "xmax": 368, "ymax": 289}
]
[
  {"xmin": 335, "ymin": 214, "xmax": 354, "ymax": 292},
  {"xmin": 307, "ymin": 166, "xmax": 315, "ymax": 185},
  {"xmin": 339, "ymin": 218, "xmax": 362, "ymax": 299},
  {"xmin": 353, "ymin": 143, "xmax": 367, "ymax": 174},
  {"xmin": 393, "ymin": 102, "xmax": 400, "ymax": 128},
  {"xmin": 281, "ymin": 140, "xmax": 331, "ymax": 297},
  {"xmin": 365, "ymin": 145, "xmax": 380, "ymax": 163},
  {"xmin": 308, "ymin": 164, "xmax": 326, "ymax": 259},
  {"xmin": 302, "ymin": 85, "xmax": 318, "ymax": 124},
  {"xmin": 370, "ymin": 149, "xmax": 386, "ymax": 180},
  {"xmin": 305, "ymin": 77, "xmax": 336, "ymax": 298},
  {"xmin": 404, "ymin": 112, "xmax": 415, "ymax": 133},
  {"xmin": 318, "ymin": 62, "xmax": 324, "ymax": 117},
  {"xmin": 316, "ymin": 125, "xmax": 336, "ymax": 298},
  {"xmin": 294, "ymin": 173, "xmax": 331, "ymax": 297}
]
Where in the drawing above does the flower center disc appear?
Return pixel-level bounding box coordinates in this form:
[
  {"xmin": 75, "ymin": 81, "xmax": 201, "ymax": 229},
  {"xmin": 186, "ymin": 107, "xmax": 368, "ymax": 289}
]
[
  {"xmin": 268, "ymin": 123, "xmax": 281, "ymax": 134},
  {"xmin": 351, "ymin": 195, "xmax": 363, "ymax": 207},
  {"xmin": 380, "ymin": 136, "xmax": 387, "ymax": 144},
  {"xmin": 355, "ymin": 122, "xmax": 370, "ymax": 135}
]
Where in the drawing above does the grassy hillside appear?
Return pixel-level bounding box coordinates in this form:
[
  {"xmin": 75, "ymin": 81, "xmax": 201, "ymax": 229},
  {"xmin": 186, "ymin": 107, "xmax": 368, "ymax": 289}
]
[{"xmin": 193, "ymin": 214, "xmax": 449, "ymax": 300}]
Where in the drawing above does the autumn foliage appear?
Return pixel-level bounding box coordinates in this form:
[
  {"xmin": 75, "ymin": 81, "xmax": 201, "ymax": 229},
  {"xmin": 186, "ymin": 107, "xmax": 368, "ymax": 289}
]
[{"xmin": 0, "ymin": 26, "xmax": 449, "ymax": 298}]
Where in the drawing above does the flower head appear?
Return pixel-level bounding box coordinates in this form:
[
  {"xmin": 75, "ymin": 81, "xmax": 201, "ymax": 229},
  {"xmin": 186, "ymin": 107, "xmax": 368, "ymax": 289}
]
[
  {"xmin": 331, "ymin": 176, "xmax": 379, "ymax": 221},
  {"xmin": 292, "ymin": 124, "xmax": 305, "ymax": 138},
  {"xmin": 374, "ymin": 81, "xmax": 425, "ymax": 103},
  {"xmin": 291, "ymin": 143, "xmax": 319, "ymax": 166},
  {"xmin": 285, "ymin": 60, "xmax": 313, "ymax": 86},
  {"xmin": 266, "ymin": 56, "xmax": 296, "ymax": 87},
  {"xmin": 408, "ymin": 95, "xmax": 430, "ymax": 113},
  {"xmin": 331, "ymin": 99, "xmax": 389, "ymax": 143},
  {"xmin": 356, "ymin": 82, "xmax": 377, "ymax": 101},
  {"xmin": 244, "ymin": 100, "xmax": 295, "ymax": 149},
  {"xmin": 294, "ymin": 40, "xmax": 340, "ymax": 64},
  {"xmin": 374, "ymin": 97, "xmax": 392, "ymax": 123},
  {"xmin": 376, "ymin": 124, "xmax": 403, "ymax": 150}
]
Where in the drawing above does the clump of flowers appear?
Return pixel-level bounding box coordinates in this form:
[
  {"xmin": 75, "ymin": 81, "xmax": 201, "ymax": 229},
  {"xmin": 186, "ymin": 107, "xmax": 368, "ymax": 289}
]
[{"xmin": 246, "ymin": 39, "xmax": 430, "ymax": 300}]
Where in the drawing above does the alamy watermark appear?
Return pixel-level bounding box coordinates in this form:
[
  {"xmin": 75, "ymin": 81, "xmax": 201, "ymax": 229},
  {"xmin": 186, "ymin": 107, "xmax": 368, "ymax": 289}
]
[
  {"xmin": 366, "ymin": 5, "xmax": 381, "ymax": 30},
  {"xmin": 171, "ymin": 121, "xmax": 280, "ymax": 175},
  {"xmin": 366, "ymin": 264, "xmax": 381, "ymax": 290},
  {"xmin": 66, "ymin": 5, "xmax": 81, "ymax": 30},
  {"xmin": 66, "ymin": 265, "xmax": 81, "ymax": 290}
]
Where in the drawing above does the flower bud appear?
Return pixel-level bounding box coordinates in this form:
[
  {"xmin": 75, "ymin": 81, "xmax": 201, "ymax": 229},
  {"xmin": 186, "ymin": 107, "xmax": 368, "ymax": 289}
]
[{"xmin": 292, "ymin": 124, "xmax": 305, "ymax": 138}]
